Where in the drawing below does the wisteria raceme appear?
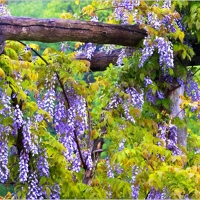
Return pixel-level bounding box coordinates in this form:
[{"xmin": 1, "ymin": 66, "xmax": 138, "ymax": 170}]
[
  {"xmin": 147, "ymin": 187, "xmax": 167, "ymax": 199},
  {"xmin": 147, "ymin": 12, "xmax": 162, "ymax": 30},
  {"xmin": 138, "ymin": 36, "xmax": 155, "ymax": 68},
  {"xmin": 159, "ymin": 124, "xmax": 181, "ymax": 156},
  {"xmin": 139, "ymin": 36, "xmax": 174, "ymax": 70},
  {"xmin": 118, "ymin": 139, "xmax": 125, "ymax": 151},
  {"xmin": 112, "ymin": 0, "xmax": 140, "ymax": 24},
  {"xmin": 19, "ymin": 150, "xmax": 29, "ymax": 183},
  {"xmin": 54, "ymin": 100, "xmax": 66, "ymax": 123},
  {"xmin": 26, "ymin": 171, "xmax": 43, "ymax": 200},
  {"xmin": 177, "ymin": 78, "xmax": 184, "ymax": 86},
  {"xmin": 157, "ymin": 124, "xmax": 167, "ymax": 147},
  {"xmin": 155, "ymin": 36, "xmax": 174, "ymax": 70},
  {"xmin": 146, "ymin": 89, "xmax": 164, "ymax": 104},
  {"xmin": 50, "ymin": 184, "xmax": 60, "ymax": 200},
  {"xmin": 116, "ymin": 48, "xmax": 126, "ymax": 66},
  {"xmin": 99, "ymin": 44, "xmax": 116, "ymax": 55},
  {"xmin": 0, "ymin": 3, "xmax": 11, "ymax": 16},
  {"xmin": 83, "ymin": 150, "xmax": 93, "ymax": 170},
  {"xmin": 125, "ymin": 87, "xmax": 144, "ymax": 110},
  {"xmin": 113, "ymin": 140, "xmax": 125, "ymax": 175},
  {"xmin": 185, "ymin": 79, "xmax": 200, "ymax": 102},
  {"xmin": 10, "ymin": 145, "xmax": 18, "ymax": 156},
  {"xmin": 0, "ymin": 91, "xmax": 12, "ymax": 117},
  {"xmin": 167, "ymin": 124, "xmax": 182, "ymax": 155},
  {"xmin": 123, "ymin": 103, "xmax": 135, "ymax": 123},
  {"xmin": 38, "ymin": 75, "xmax": 56, "ymax": 119},
  {"xmin": 55, "ymin": 88, "xmax": 89, "ymax": 172},
  {"xmin": 131, "ymin": 165, "xmax": 140, "ymax": 199},
  {"xmin": 144, "ymin": 76, "xmax": 153, "ymax": 87},
  {"xmin": 13, "ymin": 105, "xmax": 23, "ymax": 130},
  {"xmin": 107, "ymin": 87, "xmax": 143, "ymax": 123},
  {"xmin": 107, "ymin": 93, "xmax": 122, "ymax": 109},
  {"xmin": 71, "ymin": 156, "xmax": 81, "ymax": 172},
  {"xmin": 77, "ymin": 42, "xmax": 96, "ymax": 60},
  {"xmin": 106, "ymin": 158, "xmax": 114, "ymax": 178},
  {"xmin": 0, "ymin": 125, "xmax": 9, "ymax": 183},
  {"xmin": 146, "ymin": 89, "xmax": 157, "ymax": 104},
  {"xmin": 157, "ymin": 90, "xmax": 164, "ymax": 99},
  {"xmin": 22, "ymin": 118, "xmax": 38, "ymax": 155},
  {"xmin": 37, "ymin": 149, "xmax": 49, "ymax": 177}
]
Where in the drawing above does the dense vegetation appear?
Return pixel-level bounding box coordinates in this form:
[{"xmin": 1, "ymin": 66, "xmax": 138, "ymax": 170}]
[{"xmin": 0, "ymin": 0, "xmax": 199, "ymax": 199}]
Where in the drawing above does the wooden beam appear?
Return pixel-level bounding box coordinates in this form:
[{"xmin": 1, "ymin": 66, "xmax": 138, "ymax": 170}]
[{"xmin": 0, "ymin": 16, "xmax": 146, "ymax": 46}]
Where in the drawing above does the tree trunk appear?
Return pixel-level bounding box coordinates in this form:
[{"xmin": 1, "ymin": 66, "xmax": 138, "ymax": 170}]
[{"xmin": 169, "ymin": 85, "xmax": 187, "ymax": 147}]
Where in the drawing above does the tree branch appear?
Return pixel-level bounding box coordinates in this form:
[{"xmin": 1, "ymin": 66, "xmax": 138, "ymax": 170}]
[
  {"xmin": 73, "ymin": 130, "xmax": 87, "ymax": 170},
  {"xmin": 86, "ymin": 101, "xmax": 92, "ymax": 149},
  {"xmin": 77, "ymin": 48, "xmax": 135, "ymax": 71},
  {"xmin": 0, "ymin": 16, "xmax": 146, "ymax": 46}
]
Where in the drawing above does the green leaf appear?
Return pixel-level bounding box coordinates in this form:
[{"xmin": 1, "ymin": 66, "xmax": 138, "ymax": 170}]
[
  {"xmin": 169, "ymin": 68, "xmax": 174, "ymax": 76},
  {"xmin": 196, "ymin": 21, "xmax": 200, "ymax": 30},
  {"xmin": 140, "ymin": 73, "xmax": 145, "ymax": 81},
  {"xmin": 39, "ymin": 176, "xmax": 47, "ymax": 186},
  {"xmin": 46, "ymin": 187, "xmax": 51, "ymax": 198}
]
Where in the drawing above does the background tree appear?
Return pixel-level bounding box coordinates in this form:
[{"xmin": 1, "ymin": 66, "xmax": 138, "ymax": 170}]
[{"xmin": 0, "ymin": 0, "xmax": 199, "ymax": 199}]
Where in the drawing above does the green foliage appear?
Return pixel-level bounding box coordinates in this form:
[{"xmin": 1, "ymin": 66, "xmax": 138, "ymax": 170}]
[{"xmin": 0, "ymin": 0, "xmax": 200, "ymax": 199}]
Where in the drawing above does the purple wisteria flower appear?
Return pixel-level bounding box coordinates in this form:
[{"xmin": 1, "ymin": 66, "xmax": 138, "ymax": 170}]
[
  {"xmin": 0, "ymin": 125, "xmax": 9, "ymax": 183},
  {"xmin": 131, "ymin": 165, "xmax": 140, "ymax": 199},
  {"xmin": 185, "ymin": 79, "xmax": 200, "ymax": 102},
  {"xmin": 26, "ymin": 171, "xmax": 43, "ymax": 199},
  {"xmin": 50, "ymin": 184, "xmax": 60, "ymax": 200},
  {"xmin": 106, "ymin": 158, "xmax": 114, "ymax": 178},
  {"xmin": 37, "ymin": 149, "xmax": 49, "ymax": 177},
  {"xmin": 22, "ymin": 118, "xmax": 38, "ymax": 155},
  {"xmin": 13, "ymin": 105, "xmax": 23, "ymax": 130},
  {"xmin": 144, "ymin": 77, "xmax": 153, "ymax": 87},
  {"xmin": 19, "ymin": 150, "xmax": 29, "ymax": 183}
]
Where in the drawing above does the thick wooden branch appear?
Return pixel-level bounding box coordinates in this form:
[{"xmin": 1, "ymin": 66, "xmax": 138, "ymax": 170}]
[
  {"xmin": 0, "ymin": 16, "xmax": 146, "ymax": 46},
  {"xmin": 77, "ymin": 48, "xmax": 135, "ymax": 71}
]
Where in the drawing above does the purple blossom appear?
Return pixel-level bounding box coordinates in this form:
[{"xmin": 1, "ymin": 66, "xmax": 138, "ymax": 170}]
[
  {"xmin": 13, "ymin": 105, "xmax": 23, "ymax": 130},
  {"xmin": 131, "ymin": 166, "xmax": 140, "ymax": 199},
  {"xmin": 146, "ymin": 89, "xmax": 157, "ymax": 104},
  {"xmin": 38, "ymin": 75, "xmax": 56, "ymax": 119},
  {"xmin": 106, "ymin": 158, "xmax": 114, "ymax": 178},
  {"xmin": 0, "ymin": 92, "xmax": 11, "ymax": 117},
  {"xmin": 147, "ymin": 187, "xmax": 167, "ymax": 199},
  {"xmin": 155, "ymin": 36, "xmax": 174, "ymax": 69},
  {"xmin": 116, "ymin": 48, "xmax": 126, "ymax": 66},
  {"xmin": 19, "ymin": 150, "xmax": 29, "ymax": 183},
  {"xmin": 22, "ymin": 118, "xmax": 38, "ymax": 155},
  {"xmin": 0, "ymin": 4, "xmax": 11, "ymax": 16},
  {"xmin": 139, "ymin": 37, "xmax": 155, "ymax": 68},
  {"xmin": 144, "ymin": 77, "xmax": 153, "ymax": 87},
  {"xmin": 83, "ymin": 150, "xmax": 93, "ymax": 170},
  {"xmin": 50, "ymin": 184, "xmax": 60, "ymax": 200},
  {"xmin": 99, "ymin": 45, "xmax": 116, "ymax": 55},
  {"xmin": 118, "ymin": 139, "xmax": 125, "ymax": 151},
  {"xmin": 185, "ymin": 79, "xmax": 200, "ymax": 102},
  {"xmin": 177, "ymin": 78, "xmax": 184, "ymax": 86},
  {"xmin": 157, "ymin": 90, "xmax": 164, "ymax": 99},
  {"xmin": 37, "ymin": 149, "xmax": 49, "ymax": 177},
  {"xmin": 55, "ymin": 88, "xmax": 89, "ymax": 172},
  {"xmin": 0, "ymin": 125, "xmax": 9, "ymax": 183},
  {"xmin": 26, "ymin": 171, "xmax": 43, "ymax": 199}
]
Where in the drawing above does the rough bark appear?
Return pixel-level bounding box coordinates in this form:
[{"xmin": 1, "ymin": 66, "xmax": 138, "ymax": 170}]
[
  {"xmin": 82, "ymin": 138, "xmax": 104, "ymax": 185},
  {"xmin": 169, "ymin": 85, "xmax": 187, "ymax": 148},
  {"xmin": 0, "ymin": 16, "xmax": 146, "ymax": 46},
  {"xmin": 77, "ymin": 48, "xmax": 135, "ymax": 71}
]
